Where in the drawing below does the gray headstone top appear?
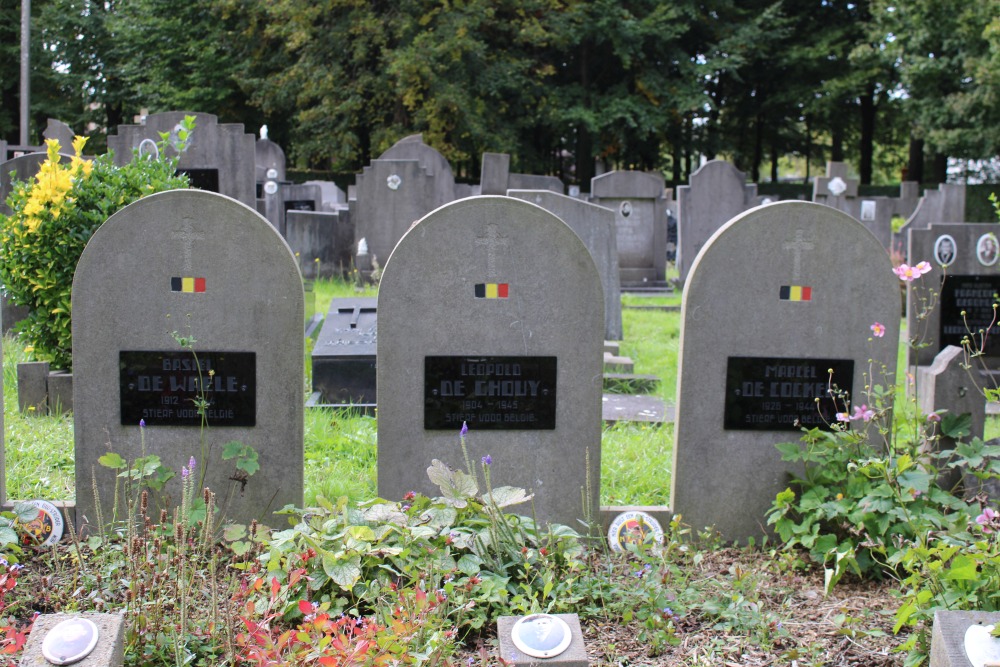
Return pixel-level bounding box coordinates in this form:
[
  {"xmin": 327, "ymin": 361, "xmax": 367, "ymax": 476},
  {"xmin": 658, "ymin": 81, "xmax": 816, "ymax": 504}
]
[
  {"xmin": 591, "ymin": 170, "xmax": 665, "ymax": 198},
  {"xmin": 72, "ymin": 189, "xmax": 304, "ymax": 527},
  {"xmin": 507, "ymin": 189, "xmax": 621, "ymax": 340},
  {"xmin": 43, "ymin": 119, "xmax": 76, "ymax": 152},
  {"xmin": 379, "ymin": 134, "xmax": 456, "ymax": 191},
  {"xmin": 1, "ymin": 152, "xmax": 71, "ymax": 215},
  {"xmin": 480, "ymin": 153, "xmax": 511, "ymax": 196},
  {"xmin": 255, "ymin": 138, "xmax": 286, "ymax": 182},
  {"xmin": 676, "ymin": 160, "xmax": 757, "ymax": 280},
  {"xmin": 377, "ymin": 196, "xmax": 603, "ymax": 529},
  {"xmin": 107, "ymin": 111, "xmax": 256, "ymax": 207},
  {"xmin": 673, "ymin": 201, "xmax": 899, "ymax": 543}
]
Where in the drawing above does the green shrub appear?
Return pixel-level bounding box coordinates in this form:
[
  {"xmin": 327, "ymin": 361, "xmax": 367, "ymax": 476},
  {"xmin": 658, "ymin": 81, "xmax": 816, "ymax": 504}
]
[{"xmin": 0, "ymin": 122, "xmax": 192, "ymax": 370}]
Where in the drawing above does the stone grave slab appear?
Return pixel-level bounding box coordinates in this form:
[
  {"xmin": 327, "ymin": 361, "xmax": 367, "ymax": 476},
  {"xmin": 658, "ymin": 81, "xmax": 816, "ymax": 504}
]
[
  {"xmin": 676, "ymin": 160, "xmax": 757, "ymax": 281},
  {"xmin": 497, "ymin": 614, "xmax": 588, "ymax": 667},
  {"xmin": 590, "ymin": 170, "xmax": 668, "ymax": 286},
  {"xmin": 378, "ymin": 196, "xmax": 603, "ymax": 529},
  {"xmin": 673, "ymin": 201, "xmax": 899, "ymax": 543},
  {"xmin": 19, "ymin": 613, "xmax": 124, "ymax": 667},
  {"xmin": 72, "ymin": 190, "xmax": 303, "ymax": 528},
  {"xmin": 930, "ymin": 610, "xmax": 1000, "ymax": 667},
  {"xmin": 311, "ymin": 298, "xmax": 377, "ymax": 406},
  {"xmin": 907, "ymin": 223, "xmax": 1000, "ymax": 367},
  {"xmin": 508, "ymin": 189, "xmax": 622, "ymax": 340},
  {"xmin": 108, "ymin": 112, "xmax": 256, "ymax": 207}
]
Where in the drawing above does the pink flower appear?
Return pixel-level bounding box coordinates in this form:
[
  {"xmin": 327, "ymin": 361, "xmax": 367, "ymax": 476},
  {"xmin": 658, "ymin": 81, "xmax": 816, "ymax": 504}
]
[
  {"xmin": 894, "ymin": 262, "xmax": 932, "ymax": 281},
  {"xmin": 851, "ymin": 404, "xmax": 875, "ymax": 422},
  {"xmin": 927, "ymin": 412, "xmax": 942, "ymax": 423},
  {"xmin": 870, "ymin": 322, "xmax": 885, "ymax": 338},
  {"xmin": 976, "ymin": 507, "xmax": 999, "ymax": 533},
  {"xmin": 836, "ymin": 412, "xmax": 850, "ymax": 423}
]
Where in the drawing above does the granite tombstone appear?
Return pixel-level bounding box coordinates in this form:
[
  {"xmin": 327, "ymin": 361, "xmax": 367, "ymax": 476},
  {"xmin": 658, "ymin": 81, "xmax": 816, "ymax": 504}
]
[
  {"xmin": 107, "ymin": 112, "xmax": 256, "ymax": 207},
  {"xmin": 590, "ymin": 170, "xmax": 668, "ymax": 286},
  {"xmin": 72, "ymin": 190, "xmax": 303, "ymax": 527},
  {"xmin": 675, "ymin": 160, "xmax": 757, "ymax": 281},
  {"xmin": 377, "ymin": 196, "xmax": 603, "ymax": 529},
  {"xmin": 907, "ymin": 223, "xmax": 1000, "ymax": 368},
  {"xmin": 507, "ymin": 189, "xmax": 621, "ymax": 340},
  {"xmin": 673, "ymin": 201, "xmax": 899, "ymax": 543}
]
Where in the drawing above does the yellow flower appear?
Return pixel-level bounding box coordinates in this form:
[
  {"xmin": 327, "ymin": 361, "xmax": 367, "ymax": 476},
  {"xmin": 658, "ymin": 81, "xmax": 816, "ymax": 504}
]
[{"xmin": 72, "ymin": 135, "xmax": 88, "ymax": 156}]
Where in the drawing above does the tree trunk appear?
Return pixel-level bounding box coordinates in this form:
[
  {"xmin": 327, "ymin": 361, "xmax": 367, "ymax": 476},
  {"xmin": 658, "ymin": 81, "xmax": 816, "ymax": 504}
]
[
  {"xmin": 859, "ymin": 84, "xmax": 876, "ymax": 185},
  {"xmin": 831, "ymin": 120, "xmax": 844, "ymax": 162},
  {"xmin": 932, "ymin": 153, "xmax": 948, "ymax": 184},
  {"xmin": 908, "ymin": 136, "xmax": 925, "ymax": 183}
]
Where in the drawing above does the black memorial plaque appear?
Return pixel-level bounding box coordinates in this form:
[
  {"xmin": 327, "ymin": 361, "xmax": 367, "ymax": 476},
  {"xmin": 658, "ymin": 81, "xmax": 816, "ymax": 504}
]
[
  {"xmin": 120, "ymin": 351, "xmax": 256, "ymax": 427},
  {"xmin": 939, "ymin": 274, "xmax": 1000, "ymax": 357},
  {"xmin": 724, "ymin": 356, "xmax": 854, "ymax": 431},
  {"xmin": 177, "ymin": 168, "xmax": 220, "ymax": 193},
  {"xmin": 284, "ymin": 200, "xmax": 317, "ymax": 212},
  {"xmin": 425, "ymin": 356, "xmax": 556, "ymax": 430}
]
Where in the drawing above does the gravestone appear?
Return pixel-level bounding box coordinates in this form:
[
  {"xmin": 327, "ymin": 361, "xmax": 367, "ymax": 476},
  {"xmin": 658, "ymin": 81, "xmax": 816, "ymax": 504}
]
[
  {"xmin": 853, "ymin": 196, "xmax": 894, "ymax": 250},
  {"xmin": 107, "ymin": 112, "xmax": 256, "ymax": 207},
  {"xmin": 811, "ymin": 161, "xmax": 859, "ymax": 213},
  {"xmin": 72, "ymin": 190, "xmax": 303, "ymax": 528},
  {"xmin": 906, "ymin": 223, "xmax": 1000, "ymax": 367},
  {"xmin": 311, "ymin": 298, "xmax": 377, "ymax": 406},
  {"xmin": 351, "ymin": 135, "xmax": 456, "ymax": 271},
  {"xmin": 676, "ymin": 160, "xmax": 757, "ymax": 281},
  {"xmin": 285, "ymin": 210, "xmax": 352, "ymax": 279},
  {"xmin": 378, "ymin": 196, "xmax": 603, "ymax": 529},
  {"xmin": 507, "ymin": 189, "xmax": 622, "ymax": 340},
  {"xmin": 590, "ymin": 171, "xmax": 668, "ymax": 286},
  {"xmin": 918, "ymin": 345, "xmax": 986, "ymax": 493},
  {"xmin": 897, "ymin": 182, "xmax": 968, "ymax": 244},
  {"xmin": 1, "ymin": 151, "xmax": 70, "ymax": 215},
  {"xmin": 43, "ymin": 119, "xmax": 76, "ymax": 152},
  {"xmin": 304, "ymin": 180, "xmax": 347, "ymax": 210},
  {"xmin": 673, "ymin": 201, "xmax": 899, "ymax": 543},
  {"xmin": 481, "ymin": 152, "xmax": 510, "ymax": 195},
  {"xmin": 255, "ymin": 137, "xmax": 286, "ymax": 184},
  {"xmin": 508, "ymin": 173, "xmax": 564, "ymax": 194}
]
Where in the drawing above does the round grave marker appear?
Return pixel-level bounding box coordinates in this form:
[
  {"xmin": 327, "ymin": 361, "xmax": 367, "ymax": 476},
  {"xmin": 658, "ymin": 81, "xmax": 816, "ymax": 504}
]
[
  {"xmin": 20, "ymin": 500, "xmax": 64, "ymax": 548},
  {"xmin": 41, "ymin": 617, "xmax": 99, "ymax": 665},
  {"xmin": 510, "ymin": 614, "xmax": 572, "ymax": 659},
  {"xmin": 964, "ymin": 623, "xmax": 1000, "ymax": 667},
  {"xmin": 607, "ymin": 510, "xmax": 664, "ymax": 553}
]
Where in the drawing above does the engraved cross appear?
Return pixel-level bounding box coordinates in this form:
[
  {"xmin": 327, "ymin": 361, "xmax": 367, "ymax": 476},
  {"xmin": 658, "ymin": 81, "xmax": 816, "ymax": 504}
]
[
  {"xmin": 171, "ymin": 217, "xmax": 204, "ymax": 274},
  {"xmin": 783, "ymin": 229, "xmax": 814, "ymax": 282},
  {"xmin": 475, "ymin": 223, "xmax": 510, "ymax": 278}
]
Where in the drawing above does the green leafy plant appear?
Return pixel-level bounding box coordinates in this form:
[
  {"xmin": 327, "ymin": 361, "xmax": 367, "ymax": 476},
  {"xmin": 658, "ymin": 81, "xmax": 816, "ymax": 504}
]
[{"xmin": 0, "ymin": 118, "xmax": 194, "ymax": 370}]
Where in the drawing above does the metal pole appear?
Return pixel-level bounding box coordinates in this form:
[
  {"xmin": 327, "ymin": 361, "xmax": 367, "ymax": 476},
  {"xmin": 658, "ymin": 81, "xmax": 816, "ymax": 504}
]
[{"xmin": 20, "ymin": 0, "xmax": 31, "ymax": 145}]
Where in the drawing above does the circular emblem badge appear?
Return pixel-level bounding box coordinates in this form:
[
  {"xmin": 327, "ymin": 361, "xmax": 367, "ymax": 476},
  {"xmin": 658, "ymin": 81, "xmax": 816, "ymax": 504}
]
[
  {"xmin": 263, "ymin": 180, "xmax": 279, "ymax": 195},
  {"xmin": 137, "ymin": 138, "xmax": 159, "ymax": 160},
  {"xmin": 41, "ymin": 618, "xmax": 100, "ymax": 665},
  {"xmin": 827, "ymin": 176, "xmax": 847, "ymax": 196},
  {"xmin": 620, "ymin": 201, "xmax": 633, "ymax": 218},
  {"xmin": 977, "ymin": 233, "xmax": 999, "ymax": 267},
  {"xmin": 608, "ymin": 511, "xmax": 664, "ymax": 553},
  {"xmin": 510, "ymin": 614, "xmax": 572, "ymax": 659},
  {"xmin": 19, "ymin": 500, "xmax": 64, "ymax": 548},
  {"xmin": 386, "ymin": 174, "xmax": 402, "ymax": 190},
  {"xmin": 934, "ymin": 234, "xmax": 957, "ymax": 266}
]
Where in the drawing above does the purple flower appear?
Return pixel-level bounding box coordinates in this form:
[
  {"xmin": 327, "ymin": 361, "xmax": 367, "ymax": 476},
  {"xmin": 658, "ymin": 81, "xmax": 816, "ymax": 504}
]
[
  {"xmin": 181, "ymin": 466, "xmax": 189, "ymax": 480},
  {"xmin": 460, "ymin": 422, "xmax": 468, "ymax": 438},
  {"xmin": 188, "ymin": 455, "xmax": 196, "ymax": 471},
  {"xmin": 481, "ymin": 455, "xmax": 492, "ymax": 466},
  {"xmin": 139, "ymin": 419, "xmax": 146, "ymax": 428}
]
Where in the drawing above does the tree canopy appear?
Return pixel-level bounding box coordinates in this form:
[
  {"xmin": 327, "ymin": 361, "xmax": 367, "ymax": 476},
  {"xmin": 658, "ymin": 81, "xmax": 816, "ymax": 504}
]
[{"xmin": 6, "ymin": 0, "xmax": 999, "ymax": 185}]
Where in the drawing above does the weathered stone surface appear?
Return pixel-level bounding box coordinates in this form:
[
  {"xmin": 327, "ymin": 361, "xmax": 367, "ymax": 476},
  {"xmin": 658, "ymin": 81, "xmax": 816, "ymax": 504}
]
[{"xmin": 72, "ymin": 190, "xmax": 303, "ymax": 528}]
